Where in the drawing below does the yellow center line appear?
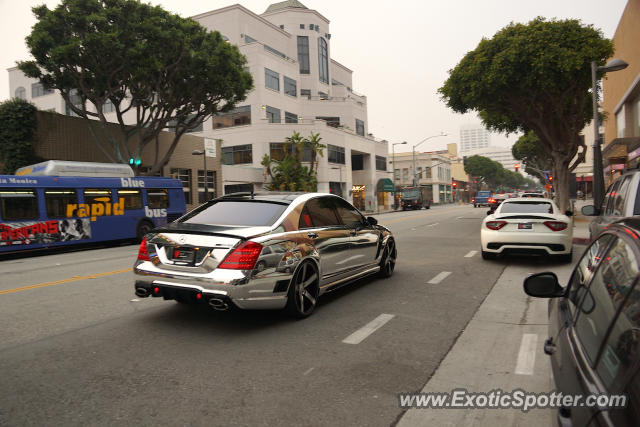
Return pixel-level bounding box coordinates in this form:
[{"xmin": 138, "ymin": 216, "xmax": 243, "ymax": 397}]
[{"xmin": 0, "ymin": 268, "xmax": 132, "ymax": 296}]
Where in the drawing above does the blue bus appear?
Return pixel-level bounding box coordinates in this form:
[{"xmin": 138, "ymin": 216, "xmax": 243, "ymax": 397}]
[{"xmin": 0, "ymin": 164, "xmax": 186, "ymax": 253}]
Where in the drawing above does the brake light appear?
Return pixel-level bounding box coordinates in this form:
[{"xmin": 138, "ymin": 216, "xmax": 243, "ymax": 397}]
[
  {"xmin": 137, "ymin": 238, "xmax": 150, "ymax": 261},
  {"xmin": 218, "ymin": 241, "xmax": 263, "ymax": 269},
  {"xmin": 543, "ymin": 221, "xmax": 568, "ymax": 231},
  {"xmin": 489, "ymin": 198, "xmax": 496, "ymax": 203},
  {"xmin": 486, "ymin": 221, "xmax": 507, "ymax": 230}
]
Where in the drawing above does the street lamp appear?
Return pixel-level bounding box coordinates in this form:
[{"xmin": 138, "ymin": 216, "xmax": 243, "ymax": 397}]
[
  {"xmin": 592, "ymin": 58, "xmax": 628, "ymax": 210},
  {"xmin": 412, "ymin": 132, "xmax": 447, "ymax": 187},
  {"xmin": 192, "ymin": 149, "xmax": 208, "ymax": 201},
  {"xmin": 330, "ymin": 166, "xmax": 343, "ymax": 197}
]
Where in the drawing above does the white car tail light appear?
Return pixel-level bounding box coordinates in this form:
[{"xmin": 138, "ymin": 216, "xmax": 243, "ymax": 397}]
[
  {"xmin": 543, "ymin": 221, "xmax": 568, "ymax": 231},
  {"xmin": 486, "ymin": 221, "xmax": 507, "ymax": 230}
]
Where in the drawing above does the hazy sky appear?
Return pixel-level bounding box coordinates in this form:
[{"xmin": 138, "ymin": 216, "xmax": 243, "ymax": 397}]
[{"xmin": 0, "ymin": 0, "xmax": 629, "ymax": 152}]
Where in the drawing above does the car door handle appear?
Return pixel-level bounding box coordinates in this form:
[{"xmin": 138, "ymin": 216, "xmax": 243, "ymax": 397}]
[
  {"xmin": 307, "ymin": 232, "xmax": 318, "ymax": 239},
  {"xmin": 349, "ymin": 229, "xmax": 357, "ymax": 236}
]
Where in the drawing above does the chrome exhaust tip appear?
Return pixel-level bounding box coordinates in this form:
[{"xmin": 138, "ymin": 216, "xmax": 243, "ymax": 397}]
[
  {"xmin": 135, "ymin": 287, "xmax": 149, "ymax": 298},
  {"xmin": 208, "ymin": 298, "xmax": 229, "ymax": 311}
]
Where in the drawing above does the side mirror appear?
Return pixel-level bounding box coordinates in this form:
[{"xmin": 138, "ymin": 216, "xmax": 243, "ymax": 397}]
[
  {"xmin": 581, "ymin": 205, "xmax": 597, "ymax": 216},
  {"xmin": 523, "ymin": 272, "xmax": 565, "ymax": 298},
  {"xmin": 366, "ymin": 216, "xmax": 378, "ymax": 226},
  {"xmin": 565, "ymin": 210, "xmax": 573, "ymax": 217}
]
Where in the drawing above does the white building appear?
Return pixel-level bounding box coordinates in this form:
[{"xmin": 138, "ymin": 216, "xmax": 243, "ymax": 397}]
[
  {"xmin": 390, "ymin": 152, "xmax": 453, "ymax": 204},
  {"xmin": 464, "ymin": 146, "xmax": 520, "ymax": 174},
  {"xmin": 8, "ymin": 0, "xmax": 390, "ymax": 212},
  {"xmin": 459, "ymin": 124, "xmax": 491, "ymax": 153}
]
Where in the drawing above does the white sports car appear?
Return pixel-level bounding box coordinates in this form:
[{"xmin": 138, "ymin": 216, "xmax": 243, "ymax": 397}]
[{"xmin": 481, "ymin": 198, "xmax": 573, "ymax": 262}]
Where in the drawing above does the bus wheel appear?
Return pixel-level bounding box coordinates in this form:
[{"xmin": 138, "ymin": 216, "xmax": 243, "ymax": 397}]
[{"xmin": 136, "ymin": 220, "xmax": 154, "ymax": 242}]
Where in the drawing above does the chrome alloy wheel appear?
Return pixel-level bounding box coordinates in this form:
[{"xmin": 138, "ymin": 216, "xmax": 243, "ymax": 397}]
[
  {"xmin": 380, "ymin": 239, "xmax": 396, "ymax": 278},
  {"xmin": 286, "ymin": 261, "xmax": 319, "ymax": 318}
]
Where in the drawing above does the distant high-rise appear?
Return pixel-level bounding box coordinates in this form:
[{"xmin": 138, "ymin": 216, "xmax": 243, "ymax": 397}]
[{"xmin": 459, "ymin": 125, "xmax": 490, "ymax": 153}]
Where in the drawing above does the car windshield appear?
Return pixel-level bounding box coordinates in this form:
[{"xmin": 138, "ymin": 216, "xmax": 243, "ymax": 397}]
[
  {"xmin": 180, "ymin": 200, "xmax": 288, "ymax": 226},
  {"xmin": 500, "ymin": 201, "xmax": 554, "ymax": 214},
  {"xmin": 478, "ymin": 191, "xmax": 490, "ymax": 196},
  {"xmin": 402, "ymin": 189, "xmax": 418, "ymax": 198}
]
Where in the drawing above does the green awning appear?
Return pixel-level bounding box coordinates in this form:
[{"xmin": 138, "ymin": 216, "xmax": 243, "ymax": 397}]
[{"xmin": 376, "ymin": 178, "xmax": 394, "ymax": 192}]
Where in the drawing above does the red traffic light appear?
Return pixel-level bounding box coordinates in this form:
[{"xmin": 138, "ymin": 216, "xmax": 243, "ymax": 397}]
[
  {"xmin": 452, "ymin": 182, "xmax": 457, "ymax": 187},
  {"xmin": 514, "ymin": 164, "xmax": 519, "ymax": 172}
]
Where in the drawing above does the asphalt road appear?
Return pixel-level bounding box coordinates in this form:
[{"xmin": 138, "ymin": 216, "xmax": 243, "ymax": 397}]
[{"xmin": 0, "ymin": 205, "xmax": 559, "ymax": 426}]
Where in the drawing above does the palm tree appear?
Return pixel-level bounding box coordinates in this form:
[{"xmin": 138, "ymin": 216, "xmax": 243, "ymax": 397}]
[
  {"xmin": 285, "ymin": 131, "xmax": 305, "ymax": 163},
  {"xmin": 306, "ymin": 132, "xmax": 326, "ymax": 173}
]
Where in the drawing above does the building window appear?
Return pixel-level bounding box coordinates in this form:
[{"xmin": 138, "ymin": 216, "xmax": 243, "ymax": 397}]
[
  {"xmin": 297, "ymin": 36, "xmax": 310, "ymax": 74},
  {"xmin": 270, "ymin": 143, "xmax": 312, "ymax": 162},
  {"xmin": 329, "ymin": 182, "xmax": 343, "ymax": 197},
  {"xmin": 244, "ymin": 34, "xmax": 257, "ymax": 44},
  {"xmin": 285, "ymin": 111, "xmax": 298, "ymax": 123},
  {"xmin": 300, "ymin": 24, "xmax": 305, "ymax": 29},
  {"xmin": 170, "ymin": 168, "xmax": 192, "ymax": 204},
  {"xmin": 394, "ymin": 169, "xmax": 400, "ymax": 181},
  {"xmin": 197, "ymin": 170, "xmax": 216, "ymax": 203},
  {"xmin": 402, "ymin": 169, "xmax": 408, "ymax": 182},
  {"xmin": 14, "ymin": 87, "xmax": 26, "ymax": 100},
  {"xmin": 279, "ymin": 24, "xmax": 284, "ymax": 29},
  {"xmin": 316, "ymin": 116, "xmax": 340, "ymax": 127},
  {"xmin": 222, "ymin": 144, "xmax": 252, "ymax": 165},
  {"xmin": 284, "ymin": 76, "xmax": 297, "ymax": 97},
  {"xmin": 351, "ymin": 154, "xmax": 364, "ymax": 170},
  {"xmin": 616, "ymin": 107, "xmax": 625, "ymax": 138},
  {"xmin": 301, "ymin": 89, "xmax": 311, "ymax": 98},
  {"xmin": 213, "ymin": 105, "xmax": 251, "ymax": 129},
  {"xmin": 103, "ymin": 99, "xmax": 116, "ymax": 113},
  {"xmin": 314, "ymin": 25, "xmax": 319, "ymax": 32},
  {"xmin": 265, "ymin": 106, "xmax": 281, "ymax": 123},
  {"xmin": 376, "ymin": 156, "xmax": 387, "ymax": 171},
  {"xmin": 265, "ymin": 68, "xmax": 280, "ymax": 91},
  {"xmin": 318, "ymin": 91, "xmax": 328, "ymax": 99},
  {"xmin": 264, "ymin": 44, "xmax": 288, "ymax": 60},
  {"xmin": 31, "ymin": 82, "xmax": 53, "ymax": 98},
  {"xmin": 318, "ymin": 37, "xmax": 329, "ymax": 84},
  {"xmin": 65, "ymin": 89, "xmax": 83, "ymax": 117},
  {"xmin": 355, "ymin": 119, "xmax": 365, "ymax": 136},
  {"xmin": 328, "ymin": 144, "xmax": 345, "ymax": 164}
]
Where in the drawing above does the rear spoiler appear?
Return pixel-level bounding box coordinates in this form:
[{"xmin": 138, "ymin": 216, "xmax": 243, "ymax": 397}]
[
  {"xmin": 151, "ymin": 228, "xmax": 248, "ymax": 241},
  {"xmin": 496, "ymin": 215, "xmax": 556, "ymax": 220}
]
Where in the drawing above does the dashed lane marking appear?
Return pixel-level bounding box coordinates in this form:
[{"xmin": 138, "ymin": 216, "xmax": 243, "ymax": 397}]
[
  {"xmin": 342, "ymin": 314, "xmax": 395, "ymax": 345},
  {"xmin": 515, "ymin": 333, "xmax": 538, "ymax": 375},
  {"xmin": 464, "ymin": 250, "xmax": 477, "ymax": 258},
  {"xmin": 427, "ymin": 271, "xmax": 452, "ymax": 284}
]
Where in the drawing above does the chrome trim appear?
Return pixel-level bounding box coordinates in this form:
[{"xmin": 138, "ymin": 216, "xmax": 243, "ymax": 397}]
[
  {"xmin": 320, "ymin": 265, "xmax": 380, "ymax": 289},
  {"xmin": 152, "ymin": 280, "xmax": 229, "ymax": 296}
]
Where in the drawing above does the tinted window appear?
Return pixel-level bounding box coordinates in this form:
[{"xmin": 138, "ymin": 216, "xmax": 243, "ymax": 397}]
[
  {"xmin": 499, "ymin": 201, "xmax": 553, "ymax": 214},
  {"xmin": 567, "ymin": 234, "xmax": 615, "ymax": 316},
  {"xmin": 117, "ymin": 189, "xmax": 143, "ymax": 210},
  {"xmin": 304, "ymin": 197, "xmax": 339, "ymax": 227},
  {"xmin": 334, "ymin": 198, "xmax": 364, "ymax": 227},
  {"xmin": 45, "ymin": 189, "xmax": 77, "ymax": 218},
  {"xmin": 181, "ymin": 201, "xmax": 287, "ymax": 226},
  {"xmin": 0, "ymin": 188, "xmax": 39, "ymax": 220},
  {"xmin": 84, "ymin": 189, "xmax": 112, "ymax": 205},
  {"xmin": 147, "ymin": 189, "xmax": 169, "ymax": 209},
  {"xmin": 612, "ymin": 176, "xmax": 632, "ymax": 216},
  {"xmin": 575, "ymin": 237, "xmax": 640, "ymax": 365},
  {"xmin": 604, "ymin": 180, "xmax": 621, "ymax": 214}
]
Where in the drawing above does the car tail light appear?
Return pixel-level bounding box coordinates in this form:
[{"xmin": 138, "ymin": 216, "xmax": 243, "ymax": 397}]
[
  {"xmin": 218, "ymin": 241, "xmax": 263, "ymax": 270},
  {"xmin": 137, "ymin": 238, "xmax": 150, "ymax": 261},
  {"xmin": 543, "ymin": 221, "xmax": 568, "ymax": 231},
  {"xmin": 486, "ymin": 221, "xmax": 507, "ymax": 230},
  {"xmin": 489, "ymin": 198, "xmax": 496, "ymax": 203}
]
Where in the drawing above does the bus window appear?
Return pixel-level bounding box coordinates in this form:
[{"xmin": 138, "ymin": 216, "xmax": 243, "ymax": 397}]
[
  {"xmin": 117, "ymin": 189, "xmax": 143, "ymax": 210},
  {"xmin": 0, "ymin": 188, "xmax": 39, "ymax": 220},
  {"xmin": 45, "ymin": 189, "xmax": 77, "ymax": 218},
  {"xmin": 147, "ymin": 189, "xmax": 169, "ymax": 209},
  {"xmin": 84, "ymin": 189, "xmax": 112, "ymax": 205}
]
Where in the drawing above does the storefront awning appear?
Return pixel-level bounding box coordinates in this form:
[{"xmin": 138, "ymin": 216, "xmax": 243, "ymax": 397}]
[{"xmin": 376, "ymin": 178, "xmax": 394, "ymax": 192}]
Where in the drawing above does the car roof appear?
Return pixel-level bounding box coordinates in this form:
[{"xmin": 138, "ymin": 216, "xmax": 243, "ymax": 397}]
[{"xmin": 501, "ymin": 197, "xmax": 555, "ymax": 204}]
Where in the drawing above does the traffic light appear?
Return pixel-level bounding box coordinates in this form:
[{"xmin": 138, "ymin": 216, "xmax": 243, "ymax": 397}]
[
  {"xmin": 514, "ymin": 164, "xmax": 519, "ymax": 172},
  {"xmin": 452, "ymin": 182, "xmax": 457, "ymax": 188},
  {"xmin": 129, "ymin": 158, "xmax": 141, "ymax": 166},
  {"xmin": 548, "ymin": 175, "xmax": 553, "ymax": 182}
]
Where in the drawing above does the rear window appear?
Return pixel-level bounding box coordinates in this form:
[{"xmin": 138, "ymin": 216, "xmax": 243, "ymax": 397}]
[
  {"xmin": 180, "ymin": 201, "xmax": 288, "ymax": 226},
  {"xmin": 478, "ymin": 191, "xmax": 491, "ymax": 196},
  {"xmin": 500, "ymin": 201, "xmax": 554, "ymax": 214}
]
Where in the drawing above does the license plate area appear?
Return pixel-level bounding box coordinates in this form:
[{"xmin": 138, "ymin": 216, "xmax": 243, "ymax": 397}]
[
  {"xmin": 518, "ymin": 223, "xmax": 533, "ymax": 230},
  {"xmin": 169, "ymin": 247, "xmax": 196, "ymax": 265}
]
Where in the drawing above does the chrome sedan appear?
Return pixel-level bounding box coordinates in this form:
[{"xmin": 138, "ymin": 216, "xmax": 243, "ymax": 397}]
[
  {"xmin": 133, "ymin": 193, "xmax": 396, "ymax": 318},
  {"xmin": 481, "ymin": 198, "xmax": 573, "ymax": 262}
]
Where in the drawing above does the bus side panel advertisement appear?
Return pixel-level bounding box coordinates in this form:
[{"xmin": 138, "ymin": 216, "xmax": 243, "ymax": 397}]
[{"xmin": 0, "ymin": 219, "xmax": 92, "ymax": 246}]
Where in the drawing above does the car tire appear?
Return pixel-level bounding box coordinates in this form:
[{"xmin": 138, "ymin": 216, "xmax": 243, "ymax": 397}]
[
  {"xmin": 379, "ymin": 239, "xmax": 396, "ymax": 278},
  {"xmin": 285, "ymin": 261, "xmax": 319, "ymax": 319},
  {"xmin": 255, "ymin": 260, "xmax": 267, "ymax": 272},
  {"xmin": 557, "ymin": 251, "xmax": 573, "ymax": 264},
  {"xmin": 481, "ymin": 250, "xmax": 496, "ymax": 260},
  {"xmin": 136, "ymin": 220, "xmax": 154, "ymax": 242}
]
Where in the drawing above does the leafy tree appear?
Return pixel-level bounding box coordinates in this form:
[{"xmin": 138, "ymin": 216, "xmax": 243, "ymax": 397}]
[
  {"xmin": 19, "ymin": 0, "xmax": 252, "ymax": 174},
  {"xmin": 0, "ymin": 99, "xmax": 40, "ymax": 174},
  {"xmin": 262, "ymin": 132, "xmax": 325, "ymax": 191},
  {"xmin": 464, "ymin": 155, "xmax": 503, "ymax": 188},
  {"xmin": 512, "ymin": 131, "xmax": 553, "ymax": 182},
  {"xmin": 439, "ymin": 17, "xmax": 613, "ymax": 211}
]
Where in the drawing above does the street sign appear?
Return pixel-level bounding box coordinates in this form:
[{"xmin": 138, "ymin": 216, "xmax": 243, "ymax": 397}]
[{"xmin": 204, "ymin": 138, "xmax": 217, "ymax": 158}]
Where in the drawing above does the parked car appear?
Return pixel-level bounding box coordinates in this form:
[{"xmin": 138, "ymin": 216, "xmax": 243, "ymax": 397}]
[
  {"xmin": 487, "ymin": 194, "xmax": 508, "ymax": 214},
  {"xmin": 582, "ymin": 168, "xmax": 640, "ymax": 240},
  {"xmin": 523, "ymin": 218, "xmax": 640, "ymax": 426},
  {"xmin": 133, "ymin": 192, "xmax": 396, "ymax": 318},
  {"xmin": 481, "ymin": 197, "xmax": 573, "ymax": 262}
]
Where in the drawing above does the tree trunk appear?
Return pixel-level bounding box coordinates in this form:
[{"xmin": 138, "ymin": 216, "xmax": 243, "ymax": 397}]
[{"xmin": 551, "ymin": 155, "xmax": 571, "ymax": 213}]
